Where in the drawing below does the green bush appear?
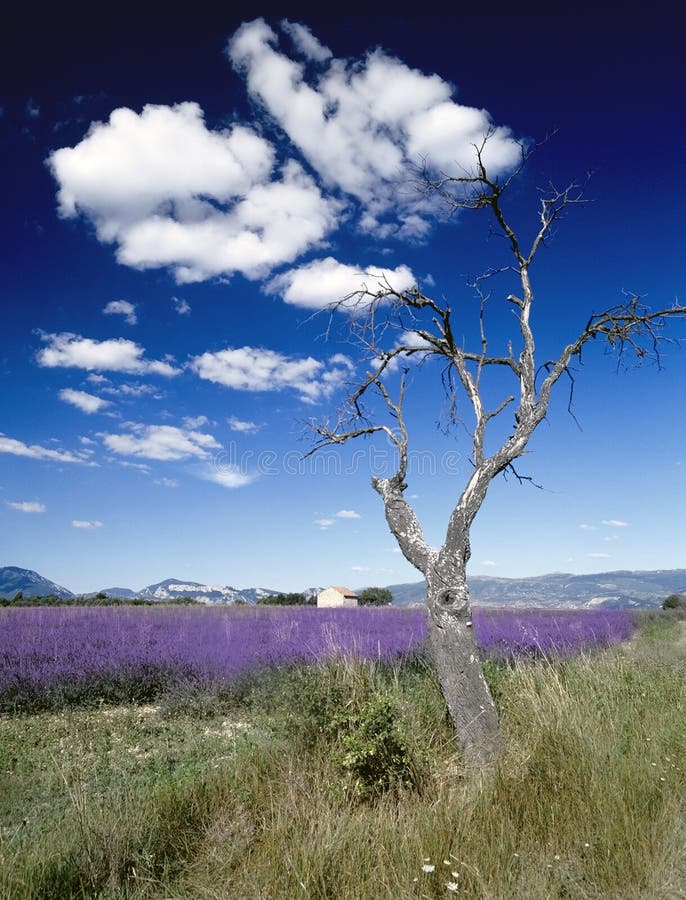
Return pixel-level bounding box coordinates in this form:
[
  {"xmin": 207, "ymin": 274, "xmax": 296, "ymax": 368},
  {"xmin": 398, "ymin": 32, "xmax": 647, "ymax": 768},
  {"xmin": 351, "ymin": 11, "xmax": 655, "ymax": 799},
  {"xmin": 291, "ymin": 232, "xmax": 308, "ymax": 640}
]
[
  {"xmin": 662, "ymin": 594, "xmax": 686, "ymax": 610},
  {"xmin": 330, "ymin": 689, "xmax": 419, "ymax": 801}
]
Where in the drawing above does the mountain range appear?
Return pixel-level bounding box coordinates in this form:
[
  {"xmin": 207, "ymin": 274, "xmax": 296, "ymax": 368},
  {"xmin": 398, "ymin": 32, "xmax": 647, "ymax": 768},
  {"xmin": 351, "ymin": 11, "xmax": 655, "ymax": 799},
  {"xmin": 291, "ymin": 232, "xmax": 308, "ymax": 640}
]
[{"xmin": 1, "ymin": 566, "xmax": 684, "ymax": 609}]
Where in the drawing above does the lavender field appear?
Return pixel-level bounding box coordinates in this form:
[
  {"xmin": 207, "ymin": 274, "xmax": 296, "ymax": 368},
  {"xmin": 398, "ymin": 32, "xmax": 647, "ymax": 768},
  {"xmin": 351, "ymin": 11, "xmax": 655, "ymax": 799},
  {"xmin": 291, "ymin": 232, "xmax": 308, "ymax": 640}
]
[
  {"xmin": 0, "ymin": 604, "xmax": 636, "ymax": 712},
  {"xmin": 0, "ymin": 605, "xmax": 427, "ymax": 711},
  {"xmin": 472, "ymin": 607, "xmax": 635, "ymax": 660}
]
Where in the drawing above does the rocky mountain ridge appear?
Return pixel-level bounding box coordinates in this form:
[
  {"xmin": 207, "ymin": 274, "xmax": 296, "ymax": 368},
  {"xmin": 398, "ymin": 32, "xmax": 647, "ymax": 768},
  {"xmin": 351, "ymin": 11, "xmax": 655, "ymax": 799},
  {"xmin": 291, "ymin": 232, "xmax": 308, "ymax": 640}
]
[{"xmin": 1, "ymin": 566, "xmax": 684, "ymax": 609}]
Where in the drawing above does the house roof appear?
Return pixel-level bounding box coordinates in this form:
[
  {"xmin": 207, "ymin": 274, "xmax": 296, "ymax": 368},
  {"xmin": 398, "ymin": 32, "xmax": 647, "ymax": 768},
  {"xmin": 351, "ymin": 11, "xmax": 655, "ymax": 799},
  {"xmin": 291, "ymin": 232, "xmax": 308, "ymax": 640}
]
[{"xmin": 329, "ymin": 586, "xmax": 358, "ymax": 598}]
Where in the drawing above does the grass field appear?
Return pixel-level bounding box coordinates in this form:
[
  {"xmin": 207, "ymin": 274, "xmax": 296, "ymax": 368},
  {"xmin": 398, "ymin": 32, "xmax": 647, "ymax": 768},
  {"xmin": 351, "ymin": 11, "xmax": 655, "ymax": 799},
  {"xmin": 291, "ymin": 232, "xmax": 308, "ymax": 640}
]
[{"xmin": 1, "ymin": 609, "xmax": 684, "ymax": 898}]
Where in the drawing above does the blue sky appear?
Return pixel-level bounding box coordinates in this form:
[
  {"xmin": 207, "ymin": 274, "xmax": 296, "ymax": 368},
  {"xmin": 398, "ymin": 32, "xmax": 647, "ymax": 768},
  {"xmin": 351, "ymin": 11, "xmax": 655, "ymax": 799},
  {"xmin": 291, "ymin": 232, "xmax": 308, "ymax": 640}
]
[{"xmin": 1, "ymin": 1, "xmax": 684, "ymax": 594}]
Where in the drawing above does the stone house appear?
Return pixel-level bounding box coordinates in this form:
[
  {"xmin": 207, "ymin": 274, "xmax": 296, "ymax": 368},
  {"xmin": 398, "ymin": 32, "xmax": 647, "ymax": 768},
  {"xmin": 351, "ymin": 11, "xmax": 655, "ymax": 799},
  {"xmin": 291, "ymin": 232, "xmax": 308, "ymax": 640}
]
[{"xmin": 316, "ymin": 586, "xmax": 359, "ymax": 608}]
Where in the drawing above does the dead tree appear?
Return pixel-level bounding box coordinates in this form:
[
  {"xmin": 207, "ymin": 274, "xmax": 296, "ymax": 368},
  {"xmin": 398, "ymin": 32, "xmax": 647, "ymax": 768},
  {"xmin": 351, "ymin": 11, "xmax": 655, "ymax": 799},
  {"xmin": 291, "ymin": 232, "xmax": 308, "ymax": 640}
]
[{"xmin": 307, "ymin": 138, "xmax": 686, "ymax": 765}]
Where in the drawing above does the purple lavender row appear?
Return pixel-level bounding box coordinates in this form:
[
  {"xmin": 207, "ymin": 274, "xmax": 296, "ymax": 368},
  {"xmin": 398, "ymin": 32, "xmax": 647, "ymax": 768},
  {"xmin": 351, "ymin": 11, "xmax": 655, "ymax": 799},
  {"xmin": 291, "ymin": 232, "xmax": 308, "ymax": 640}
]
[
  {"xmin": 472, "ymin": 607, "xmax": 635, "ymax": 659},
  {"xmin": 0, "ymin": 605, "xmax": 428, "ymax": 708}
]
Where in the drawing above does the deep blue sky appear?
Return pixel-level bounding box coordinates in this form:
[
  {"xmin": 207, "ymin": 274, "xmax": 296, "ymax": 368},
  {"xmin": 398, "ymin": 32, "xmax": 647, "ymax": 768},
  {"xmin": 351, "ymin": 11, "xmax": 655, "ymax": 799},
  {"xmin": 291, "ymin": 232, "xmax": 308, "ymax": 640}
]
[{"xmin": 1, "ymin": 1, "xmax": 684, "ymax": 593}]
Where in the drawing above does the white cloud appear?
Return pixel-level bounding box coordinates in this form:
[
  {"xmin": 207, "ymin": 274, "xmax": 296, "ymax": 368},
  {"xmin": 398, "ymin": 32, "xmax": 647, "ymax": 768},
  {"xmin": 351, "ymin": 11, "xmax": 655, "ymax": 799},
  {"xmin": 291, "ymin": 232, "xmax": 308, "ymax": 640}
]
[
  {"xmin": 201, "ymin": 465, "xmax": 255, "ymax": 489},
  {"xmin": 59, "ymin": 388, "xmax": 111, "ymax": 414},
  {"xmin": 480, "ymin": 560, "xmax": 497, "ymax": 567},
  {"xmin": 154, "ymin": 477, "xmax": 179, "ymax": 488},
  {"xmin": 228, "ymin": 20, "xmax": 520, "ymax": 236},
  {"xmin": 86, "ymin": 373, "xmax": 108, "ymax": 384},
  {"xmin": 190, "ymin": 345, "xmax": 354, "ymax": 403},
  {"xmin": 315, "ymin": 518, "xmax": 334, "ymax": 528},
  {"xmin": 6, "ymin": 501, "xmax": 46, "ymax": 513},
  {"xmin": 351, "ymin": 565, "xmax": 370, "ymax": 573},
  {"xmin": 227, "ymin": 416, "xmax": 261, "ymax": 433},
  {"xmin": 49, "ymin": 103, "xmax": 338, "ymax": 283},
  {"xmin": 72, "ymin": 519, "xmax": 103, "ymax": 529},
  {"xmin": 172, "ymin": 296, "xmax": 191, "ymax": 315},
  {"xmin": 280, "ymin": 19, "xmax": 332, "ymax": 63},
  {"xmin": 267, "ymin": 257, "xmax": 416, "ymax": 309},
  {"xmin": 578, "ymin": 523, "xmax": 598, "ymax": 531},
  {"xmin": 0, "ymin": 434, "xmax": 91, "ymax": 464},
  {"xmin": 588, "ymin": 552, "xmax": 611, "ymax": 559},
  {"xmin": 336, "ymin": 509, "xmax": 361, "ymax": 519},
  {"xmin": 101, "ymin": 382, "xmax": 158, "ymax": 397},
  {"xmin": 100, "ymin": 424, "xmax": 220, "ymax": 461},
  {"xmin": 37, "ymin": 333, "xmax": 180, "ymax": 376},
  {"xmin": 601, "ymin": 519, "xmax": 631, "ymax": 528},
  {"xmin": 183, "ymin": 415, "xmax": 209, "ymax": 429},
  {"xmin": 103, "ymin": 299, "xmax": 137, "ymax": 325}
]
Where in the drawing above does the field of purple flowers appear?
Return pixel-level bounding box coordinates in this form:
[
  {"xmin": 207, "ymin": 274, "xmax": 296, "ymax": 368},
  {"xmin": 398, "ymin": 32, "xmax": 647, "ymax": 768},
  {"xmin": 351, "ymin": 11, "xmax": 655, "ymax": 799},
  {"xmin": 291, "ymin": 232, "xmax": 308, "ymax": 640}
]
[
  {"xmin": 0, "ymin": 605, "xmax": 427, "ymax": 711},
  {"xmin": 0, "ymin": 604, "xmax": 636, "ymax": 711},
  {"xmin": 473, "ymin": 607, "xmax": 635, "ymax": 659}
]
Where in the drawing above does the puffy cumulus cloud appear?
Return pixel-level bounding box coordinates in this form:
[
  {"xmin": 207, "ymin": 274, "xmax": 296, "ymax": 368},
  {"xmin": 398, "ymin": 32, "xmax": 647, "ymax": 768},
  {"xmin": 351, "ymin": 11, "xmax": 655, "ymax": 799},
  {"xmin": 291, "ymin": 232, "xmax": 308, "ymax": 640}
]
[
  {"xmin": 117, "ymin": 160, "xmax": 338, "ymax": 283},
  {"xmin": 172, "ymin": 296, "xmax": 191, "ymax": 315},
  {"xmin": 72, "ymin": 520, "xmax": 103, "ymax": 529},
  {"xmin": 103, "ymin": 299, "xmax": 137, "ymax": 324},
  {"xmin": 228, "ymin": 19, "xmax": 521, "ymax": 235},
  {"xmin": 49, "ymin": 103, "xmax": 339, "ymax": 283},
  {"xmin": 6, "ymin": 500, "xmax": 46, "ymax": 513},
  {"xmin": 190, "ymin": 345, "xmax": 354, "ymax": 403},
  {"xmin": 59, "ymin": 388, "xmax": 111, "ymax": 414},
  {"xmin": 0, "ymin": 434, "xmax": 92, "ymax": 465},
  {"xmin": 37, "ymin": 333, "xmax": 180, "ymax": 376},
  {"xmin": 267, "ymin": 257, "xmax": 416, "ymax": 309},
  {"xmin": 101, "ymin": 424, "xmax": 220, "ymax": 461}
]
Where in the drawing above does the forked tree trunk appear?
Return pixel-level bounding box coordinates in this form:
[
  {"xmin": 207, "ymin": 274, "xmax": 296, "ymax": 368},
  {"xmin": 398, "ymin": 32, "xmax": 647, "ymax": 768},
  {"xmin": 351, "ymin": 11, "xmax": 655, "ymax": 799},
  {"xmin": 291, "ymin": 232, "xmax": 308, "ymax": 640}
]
[{"xmin": 426, "ymin": 567, "xmax": 501, "ymax": 765}]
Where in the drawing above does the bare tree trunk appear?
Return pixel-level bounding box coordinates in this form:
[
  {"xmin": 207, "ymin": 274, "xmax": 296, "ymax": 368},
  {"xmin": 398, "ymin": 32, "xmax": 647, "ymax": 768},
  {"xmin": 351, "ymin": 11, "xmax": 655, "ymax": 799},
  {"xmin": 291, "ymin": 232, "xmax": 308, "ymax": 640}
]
[{"xmin": 427, "ymin": 564, "xmax": 501, "ymax": 765}]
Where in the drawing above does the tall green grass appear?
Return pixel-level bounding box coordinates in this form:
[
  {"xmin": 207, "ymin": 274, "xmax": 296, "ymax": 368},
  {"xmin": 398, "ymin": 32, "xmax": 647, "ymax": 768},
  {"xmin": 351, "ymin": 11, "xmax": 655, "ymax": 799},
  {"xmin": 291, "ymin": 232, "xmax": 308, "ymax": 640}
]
[{"xmin": 1, "ymin": 620, "xmax": 684, "ymax": 898}]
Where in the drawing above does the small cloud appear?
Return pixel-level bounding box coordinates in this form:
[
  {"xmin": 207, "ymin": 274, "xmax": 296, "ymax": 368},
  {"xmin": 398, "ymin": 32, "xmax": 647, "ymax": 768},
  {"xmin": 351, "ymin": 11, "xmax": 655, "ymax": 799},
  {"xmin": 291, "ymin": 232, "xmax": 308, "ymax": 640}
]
[
  {"xmin": 351, "ymin": 565, "xmax": 370, "ymax": 573},
  {"xmin": 172, "ymin": 296, "xmax": 191, "ymax": 315},
  {"xmin": 59, "ymin": 388, "xmax": 111, "ymax": 414},
  {"xmin": 6, "ymin": 500, "xmax": 46, "ymax": 513},
  {"xmin": 601, "ymin": 519, "xmax": 630, "ymax": 528},
  {"xmin": 480, "ymin": 560, "xmax": 497, "ymax": 567},
  {"xmin": 588, "ymin": 552, "xmax": 611, "ymax": 559},
  {"xmin": 100, "ymin": 423, "xmax": 220, "ymax": 461},
  {"xmin": 202, "ymin": 465, "xmax": 255, "ymax": 489},
  {"xmin": 72, "ymin": 519, "xmax": 103, "ymax": 529},
  {"xmin": 314, "ymin": 518, "xmax": 334, "ymax": 529},
  {"xmin": 38, "ymin": 332, "xmax": 179, "ymax": 377},
  {"xmin": 227, "ymin": 416, "xmax": 261, "ymax": 433},
  {"xmin": 25, "ymin": 99, "xmax": 40, "ymax": 118},
  {"xmin": 336, "ymin": 509, "xmax": 360, "ymax": 519},
  {"xmin": 154, "ymin": 477, "xmax": 178, "ymax": 488},
  {"xmin": 0, "ymin": 434, "xmax": 92, "ymax": 465},
  {"xmin": 183, "ymin": 415, "xmax": 209, "ymax": 429},
  {"xmin": 579, "ymin": 524, "xmax": 598, "ymax": 531},
  {"xmin": 103, "ymin": 299, "xmax": 137, "ymax": 325}
]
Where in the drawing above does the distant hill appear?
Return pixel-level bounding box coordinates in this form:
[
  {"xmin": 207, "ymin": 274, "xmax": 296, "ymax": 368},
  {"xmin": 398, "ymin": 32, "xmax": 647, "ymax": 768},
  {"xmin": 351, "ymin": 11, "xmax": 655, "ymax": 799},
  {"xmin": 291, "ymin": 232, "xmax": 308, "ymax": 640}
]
[
  {"xmin": 135, "ymin": 578, "xmax": 280, "ymax": 604},
  {"xmin": 0, "ymin": 567, "xmax": 74, "ymax": 599},
  {"xmin": 0, "ymin": 568, "xmax": 281, "ymax": 604},
  {"xmin": 2, "ymin": 566, "xmax": 685, "ymax": 608},
  {"xmin": 387, "ymin": 569, "xmax": 686, "ymax": 609}
]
